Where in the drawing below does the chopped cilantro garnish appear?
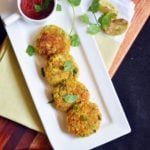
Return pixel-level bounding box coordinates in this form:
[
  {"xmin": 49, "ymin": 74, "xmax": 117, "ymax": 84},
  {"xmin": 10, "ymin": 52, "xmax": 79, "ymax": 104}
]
[
  {"xmin": 80, "ymin": 14, "xmax": 90, "ymax": 24},
  {"xmin": 56, "ymin": 4, "xmax": 62, "ymax": 11},
  {"xmin": 73, "ymin": 68, "xmax": 78, "ymax": 74},
  {"xmin": 67, "ymin": 0, "xmax": 81, "ymax": 7},
  {"xmin": 70, "ymin": 34, "xmax": 80, "ymax": 47},
  {"xmin": 87, "ymin": 24, "xmax": 100, "ymax": 34},
  {"xmin": 80, "ymin": 115, "xmax": 87, "ymax": 121},
  {"xmin": 44, "ymin": 0, "xmax": 52, "ymax": 9},
  {"xmin": 88, "ymin": 0, "xmax": 99, "ymax": 13},
  {"xmin": 41, "ymin": 67, "xmax": 45, "ymax": 77},
  {"xmin": 34, "ymin": 4, "xmax": 43, "ymax": 12},
  {"xmin": 98, "ymin": 12, "xmax": 117, "ymax": 30},
  {"xmin": 67, "ymin": 0, "xmax": 81, "ymax": 46},
  {"xmin": 34, "ymin": 0, "xmax": 52, "ymax": 12},
  {"xmin": 26, "ymin": 45, "xmax": 35, "ymax": 56},
  {"xmin": 73, "ymin": 105, "xmax": 78, "ymax": 111},
  {"xmin": 64, "ymin": 61, "xmax": 73, "ymax": 72},
  {"xmin": 63, "ymin": 94, "xmax": 79, "ymax": 103}
]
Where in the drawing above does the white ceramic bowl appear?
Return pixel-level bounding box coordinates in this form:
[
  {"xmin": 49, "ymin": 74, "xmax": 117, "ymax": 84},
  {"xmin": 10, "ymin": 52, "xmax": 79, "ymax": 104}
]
[{"xmin": 4, "ymin": 0, "xmax": 57, "ymax": 26}]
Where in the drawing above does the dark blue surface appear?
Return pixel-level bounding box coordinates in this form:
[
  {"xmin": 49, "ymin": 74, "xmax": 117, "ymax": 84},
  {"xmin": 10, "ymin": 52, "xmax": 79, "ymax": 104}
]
[
  {"xmin": 94, "ymin": 17, "xmax": 150, "ymax": 150},
  {"xmin": 0, "ymin": 17, "xmax": 150, "ymax": 150}
]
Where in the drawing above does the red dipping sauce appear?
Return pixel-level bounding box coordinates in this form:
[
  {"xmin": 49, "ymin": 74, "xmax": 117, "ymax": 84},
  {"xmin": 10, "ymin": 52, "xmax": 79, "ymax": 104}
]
[{"xmin": 21, "ymin": 0, "xmax": 55, "ymax": 20}]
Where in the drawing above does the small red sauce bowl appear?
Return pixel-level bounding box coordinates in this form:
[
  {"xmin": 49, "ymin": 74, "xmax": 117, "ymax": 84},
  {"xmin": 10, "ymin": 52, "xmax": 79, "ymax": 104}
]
[
  {"xmin": 19, "ymin": 0, "xmax": 57, "ymax": 23},
  {"xmin": 4, "ymin": 0, "xmax": 57, "ymax": 25}
]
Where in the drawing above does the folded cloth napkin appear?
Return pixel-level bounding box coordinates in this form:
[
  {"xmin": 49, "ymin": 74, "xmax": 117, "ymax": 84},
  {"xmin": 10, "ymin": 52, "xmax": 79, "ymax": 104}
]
[
  {"xmin": 0, "ymin": 38, "xmax": 44, "ymax": 132},
  {"xmin": 0, "ymin": 0, "xmax": 134, "ymax": 132}
]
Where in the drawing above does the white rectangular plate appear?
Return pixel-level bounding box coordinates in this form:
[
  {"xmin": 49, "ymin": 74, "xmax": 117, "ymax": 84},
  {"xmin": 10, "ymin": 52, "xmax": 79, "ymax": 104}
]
[{"xmin": 1, "ymin": 0, "xmax": 131, "ymax": 149}]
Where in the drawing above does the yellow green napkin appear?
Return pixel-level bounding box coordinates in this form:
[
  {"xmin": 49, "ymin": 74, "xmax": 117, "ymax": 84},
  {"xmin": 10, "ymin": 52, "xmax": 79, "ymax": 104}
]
[
  {"xmin": 0, "ymin": 36, "xmax": 119, "ymax": 132},
  {"xmin": 95, "ymin": 33, "xmax": 120, "ymax": 69},
  {"xmin": 0, "ymin": 38, "xmax": 44, "ymax": 132}
]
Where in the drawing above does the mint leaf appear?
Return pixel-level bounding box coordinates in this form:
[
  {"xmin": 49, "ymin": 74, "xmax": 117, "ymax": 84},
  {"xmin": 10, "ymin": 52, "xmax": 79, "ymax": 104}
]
[
  {"xmin": 80, "ymin": 14, "xmax": 90, "ymax": 24},
  {"xmin": 98, "ymin": 13, "xmax": 117, "ymax": 30},
  {"xmin": 56, "ymin": 4, "xmax": 62, "ymax": 11},
  {"xmin": 34, "ymin": 4, "xmax": 43, "ymax": 12},
  {"xmin": 88, "ymin": 0, "xmax": 99, "ymax": 13},
  {"xmin": 68, "ymin": 0, "xmax": 81, "ymax": 6},
  {"xmin": 64, "ymin": 61, "xmax": 73, "ymax": 72},
  {"xmin": 87, "ymin": 24, "xmax": 100, "ymax": 34},
  {"xmin": 26, "ymin": 45, "xmax": 35, "ymax": 56},
  {"xmin": 63, "ymin": 94, "xmax": 79, "ymax": 103},
  {"xmin": 70, "ymin": 34, "xmax": 80, "ymax": 47}
]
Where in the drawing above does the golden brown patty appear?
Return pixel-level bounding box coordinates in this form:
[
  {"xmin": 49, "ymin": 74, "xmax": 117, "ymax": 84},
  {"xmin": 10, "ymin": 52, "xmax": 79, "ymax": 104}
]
[
  {"xmin": 35, "ymin": 25, "xmax": 70, "ymax": 57},
  {"xmin": 53, "ymin": 79, "xmax": 90, "ymax": 112},
  {"xmin": 45, "ymin": 53, "xmax": 79, "ymax": 86},
  {"xmin": 67, "ymin": 101, "xmax": 102, "ymax": 137}
]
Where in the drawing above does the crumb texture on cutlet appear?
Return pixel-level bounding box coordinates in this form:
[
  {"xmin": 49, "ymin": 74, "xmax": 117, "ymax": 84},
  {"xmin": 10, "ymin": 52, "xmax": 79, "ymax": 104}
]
[
  {"xmin": 53, "ymin": 79, "xmax": 90, "ymax": 112},
  {"xmin": 35, "ymin": 25, "xmax": 102, "ymax": 137},
  {"xmin": 67, "ymin": 101, "xmax": 102, "ymax": 137},
  {"xmin": 35, "ymin": 25, "xmax": 70, "ymax": 58},
  {"xmin": 45, "ymin": 53, "xmax": 79, "ymax": 86}
]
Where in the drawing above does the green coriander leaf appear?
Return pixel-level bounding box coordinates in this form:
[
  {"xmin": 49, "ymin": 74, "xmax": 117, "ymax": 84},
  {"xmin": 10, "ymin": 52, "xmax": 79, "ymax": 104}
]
[
  {"xmin": 68, "ymin": 0, "xmax": 81, "ymax": 7},
  {"xmin": 80, "ymin": 115, "xmax": 87, "ymax": 121},
  {"xmin": 87, "ymin": 24, "xmax": 100, "ymax": 34},
  {"xmin": 41, "ymin": 67, "xmax": 45, "ymax": 77},
  {"xmin": 80, "ymin": 14, "xmax": 90, "ymax": 24},
  {"xmin": 26, "ymin": 45, "xmax": 35, "ymax": 56},
  {"xmin": 44, "ymin": 0, "xmax": 52, "ymax": 9},
  {"xmin": 73, "ymin": 105, "xmax": 78, "ymax": 111},
  {"xmin": 73, "ymin": 68, "xmax": 78, "ymax": 74},
  {"xmin": 56, "ymin": 4, "xmax": 62, "ymax": 11},
  {"xmin": 70, "ymin": 34, "xmax": 80, "ymax": 47},
  {"xmin": 98, "ymin": 12, "xmax": 117, "ymax": 30},
  {"xmin": 64, "ymin": 61, "xmax": 73, "ymax": 72},
  {"xmin": 88, "ymin": 0, "xmax": 99, "ymax": 13},
  {"xmin": 34, "ymin": 4, "xmax": 43, "ymax": 12},
  {"xmin": 63, "ymin": 94, "xmax": 79, "ymax": 103}
]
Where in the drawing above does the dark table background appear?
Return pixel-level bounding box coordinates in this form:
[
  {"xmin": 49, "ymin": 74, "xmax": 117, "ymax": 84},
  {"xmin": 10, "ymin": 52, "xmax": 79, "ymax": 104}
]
[{"xmin": 0, "ymin": 17, "xmax": 150, "ymax": 150}]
